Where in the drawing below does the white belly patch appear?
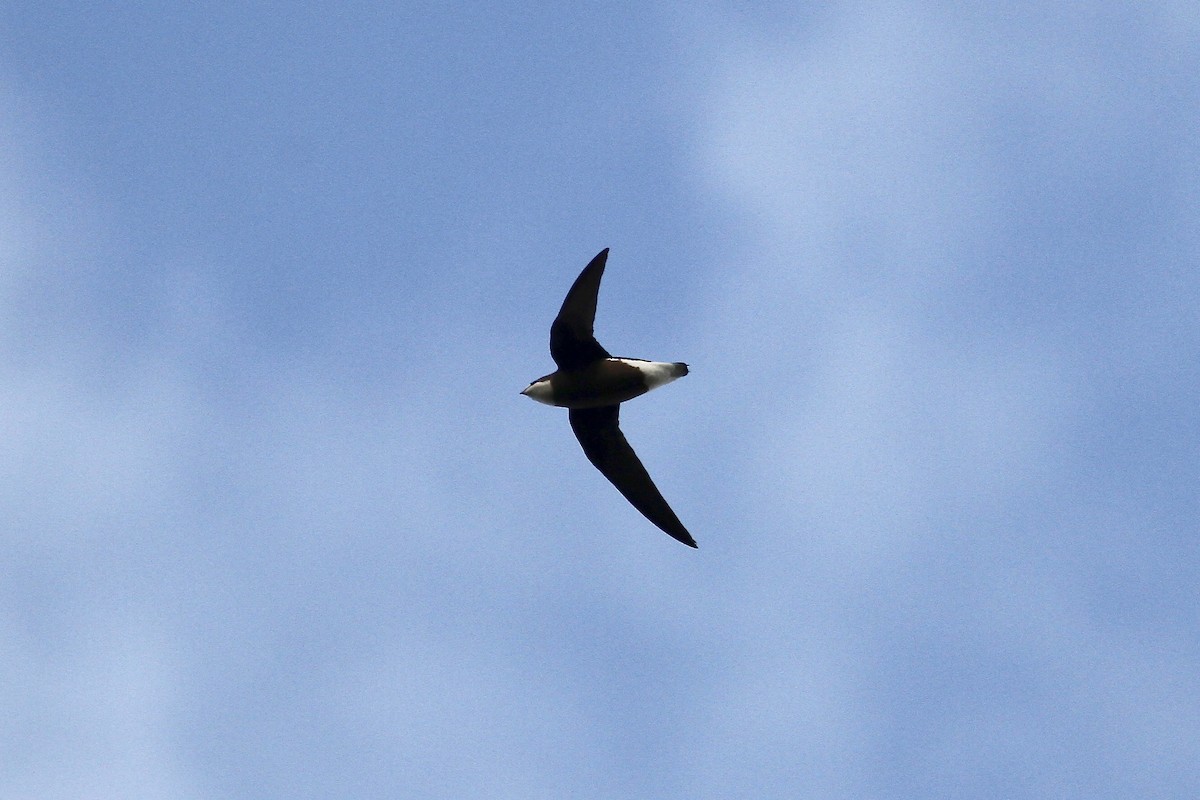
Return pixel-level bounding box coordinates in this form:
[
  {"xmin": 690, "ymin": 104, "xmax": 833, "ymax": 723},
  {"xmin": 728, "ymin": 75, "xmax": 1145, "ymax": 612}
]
[{"xmin": 611, "ymin": 358, "xmax": 687, "ymax": 391}]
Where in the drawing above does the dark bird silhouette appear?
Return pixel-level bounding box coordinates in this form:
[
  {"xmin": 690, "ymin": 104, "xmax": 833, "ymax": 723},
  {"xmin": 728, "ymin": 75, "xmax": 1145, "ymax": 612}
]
[{"xmin": 522, "ymin": 249, "xmax": 696, "ymax": 548}]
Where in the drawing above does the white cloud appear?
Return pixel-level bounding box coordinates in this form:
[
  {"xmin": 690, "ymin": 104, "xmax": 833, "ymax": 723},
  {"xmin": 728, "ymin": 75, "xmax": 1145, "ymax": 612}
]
[
  {"xmin": 4, "ymin": 6, "xmax": 1196, "ymax": 797},
  {"xmin": 679, "ymin": 3, "xmax": 1200, "ymax": 795}
]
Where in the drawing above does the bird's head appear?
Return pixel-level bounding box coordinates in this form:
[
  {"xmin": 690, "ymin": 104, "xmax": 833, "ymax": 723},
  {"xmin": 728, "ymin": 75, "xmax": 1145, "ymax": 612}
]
[{"xmin": 521, "ymin": 376, "xmax": 556, "ymax": 405}]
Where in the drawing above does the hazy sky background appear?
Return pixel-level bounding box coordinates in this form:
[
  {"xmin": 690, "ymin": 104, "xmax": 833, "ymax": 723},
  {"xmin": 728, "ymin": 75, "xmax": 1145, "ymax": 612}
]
[{"xmin": 3, "ymin": 3, "xmax": 1198, "ymax": 798}]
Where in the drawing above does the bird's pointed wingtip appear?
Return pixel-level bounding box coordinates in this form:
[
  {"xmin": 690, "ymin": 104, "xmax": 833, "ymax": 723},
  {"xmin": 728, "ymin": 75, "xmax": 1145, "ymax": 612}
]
[{"xmin": 671, "ymin": 529, "xmax": 699, "ymax": 548}]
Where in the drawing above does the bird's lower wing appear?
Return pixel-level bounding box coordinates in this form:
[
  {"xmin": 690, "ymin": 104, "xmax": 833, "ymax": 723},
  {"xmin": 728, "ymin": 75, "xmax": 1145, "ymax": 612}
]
[{"xmin": 568, "ymin": 405, "xmax": 697, "ymax": 548}]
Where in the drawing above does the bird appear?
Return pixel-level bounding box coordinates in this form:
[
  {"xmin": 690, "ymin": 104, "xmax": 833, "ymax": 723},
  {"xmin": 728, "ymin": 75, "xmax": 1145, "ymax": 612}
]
[{"xmin": 521, "ymin": 248, "xmax": 696, "ymax": 548}]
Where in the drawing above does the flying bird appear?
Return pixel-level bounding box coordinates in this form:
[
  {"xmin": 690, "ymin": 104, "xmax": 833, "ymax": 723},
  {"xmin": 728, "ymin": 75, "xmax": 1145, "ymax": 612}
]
[{"xmin": 521, "ymin": 248, "xmax": 696, "ymax": 548}]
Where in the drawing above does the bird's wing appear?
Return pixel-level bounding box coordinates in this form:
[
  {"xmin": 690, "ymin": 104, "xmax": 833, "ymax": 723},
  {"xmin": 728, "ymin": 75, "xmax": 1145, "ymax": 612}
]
[
  {"xmin": 550, "ymin": 248, "xmax": 612, "ymax": 370},
  {"xmin": 569, "ymin": 404, "xmax": 697, "ymax": 548}
]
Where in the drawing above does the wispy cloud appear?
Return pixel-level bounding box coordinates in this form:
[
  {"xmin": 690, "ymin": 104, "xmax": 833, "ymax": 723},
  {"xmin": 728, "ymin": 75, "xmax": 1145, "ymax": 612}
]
[
  {"xmin": 681, "ymin": 4, "xmax": 1200, "ymax": 795},
  {"xmin": 4, "ymin": 5, "xmax": 1197, "ymax": 798}
]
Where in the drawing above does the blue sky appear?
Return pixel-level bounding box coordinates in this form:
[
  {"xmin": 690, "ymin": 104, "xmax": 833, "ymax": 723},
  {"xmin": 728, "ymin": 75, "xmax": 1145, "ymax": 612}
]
[{"xmin": 3, "ymin": 3, "xmax": 1198, "ymax": 797}]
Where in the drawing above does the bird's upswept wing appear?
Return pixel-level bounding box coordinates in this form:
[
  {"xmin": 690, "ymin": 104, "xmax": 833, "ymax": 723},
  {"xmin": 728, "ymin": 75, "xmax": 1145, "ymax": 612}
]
[
  {"xmin": 569, "ymin": 404, "xmax": 697, "ymax": 548},
  {"xmin": 550, "ymin": 248, "xmax": 611, "ymax": 370}
]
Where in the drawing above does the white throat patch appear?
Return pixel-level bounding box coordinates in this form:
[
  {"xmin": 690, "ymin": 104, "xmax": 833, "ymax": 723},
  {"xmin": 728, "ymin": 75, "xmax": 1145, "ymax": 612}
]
[{"xmin": 521, "ymin": 379, "xmax": 557, "ymax": 405}]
